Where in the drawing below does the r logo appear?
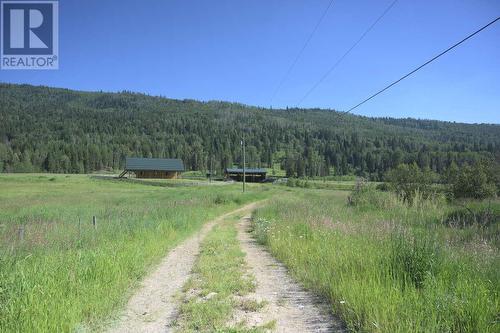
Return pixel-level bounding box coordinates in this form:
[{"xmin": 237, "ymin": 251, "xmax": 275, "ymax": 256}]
[{"xmin": 1, "ymin": 0, "xmax": 58, "ymax": 69}]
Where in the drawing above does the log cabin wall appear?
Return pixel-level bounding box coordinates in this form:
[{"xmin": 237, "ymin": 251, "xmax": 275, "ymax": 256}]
[{"xmin": 135, "ymin": 171, "xmax": 179, "ymax": 179}]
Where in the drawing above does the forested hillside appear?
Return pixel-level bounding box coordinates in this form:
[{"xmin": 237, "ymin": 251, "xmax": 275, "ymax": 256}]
[{"xmin": 1, "ymin": 83, "xmax": 499, "ymax": 180}]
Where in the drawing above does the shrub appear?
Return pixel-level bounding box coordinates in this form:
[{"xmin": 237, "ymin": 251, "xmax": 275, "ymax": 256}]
[
  {"xmin": 348, "ymin": 178, "xmax": 399, "ymax": 209},
  {"xmin": 385, "ymin": 163, "xmax": 438, "ymax": 203},
  {"xmin": 447, "ymin": 161, "xmax": 497, "ymax": 199},
  {"xmin": 348, "ymin": 183, "xmax": 377, "ymax": 207}
]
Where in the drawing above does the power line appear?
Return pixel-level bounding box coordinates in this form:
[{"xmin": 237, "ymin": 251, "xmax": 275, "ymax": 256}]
[
  {"xmin": 269, "ymin": 0, "xmax": 335, "ymax": 106},
  {"xmin": 346, "ymin": 16, "xmax": 500, "ymax": 113},
  {"xmin": 297, "ymin": 0, "xmax": 398, "ymax": 106}
]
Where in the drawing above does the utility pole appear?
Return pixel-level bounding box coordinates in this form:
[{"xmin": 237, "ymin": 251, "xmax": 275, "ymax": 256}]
[
  {"xmin": 209, "ymin": 155, "xmax": 213, "ymax": 183},
  {"xmin": 241, "ymin": 138, "xmax": 246, "ymax": 193}
]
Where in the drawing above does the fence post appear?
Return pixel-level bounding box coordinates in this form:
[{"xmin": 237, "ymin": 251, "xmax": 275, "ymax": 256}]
[
  {"xmin": 92, "ymin": 216, "xmax": 97, "ymax": 230},
  {"xmin": 18, "ymin": 225, "xmax": 25, "ymax": 242}
]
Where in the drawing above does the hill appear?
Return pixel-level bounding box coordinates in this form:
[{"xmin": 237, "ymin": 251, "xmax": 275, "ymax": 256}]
[{"xmin": 1, "ymin": 83, "xmax": 499, "ymax": 180}]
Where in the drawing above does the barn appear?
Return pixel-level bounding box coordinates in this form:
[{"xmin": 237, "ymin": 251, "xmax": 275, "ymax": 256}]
[
  {"xmin": 224, "ymin": 168, "xmax": 267, "ymax": 183},
  {"xmin": 119, "ymin": 157, "xmax": 185, "ymax": 179}
]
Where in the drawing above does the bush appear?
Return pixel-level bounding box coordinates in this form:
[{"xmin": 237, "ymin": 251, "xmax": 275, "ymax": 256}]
[
  {"xmin": 348, "ymin": 178, "xmax": 399, "ymax": 209},
  {"xmin": 348, "ymin": 181, "xmax": 375, "ymax": 206},
  {"xmin": 447, "ymin": 161, "xmax": 497, "ymax": 199},
  {"xmin": 385, "ymin": 163, "xmax": 438, "ymax": 203}
]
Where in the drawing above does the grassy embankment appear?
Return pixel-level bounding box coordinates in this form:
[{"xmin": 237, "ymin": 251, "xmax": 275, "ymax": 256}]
[
  {"xmin": 175, "ymin": 217, "xmax": 271, "ymax": 332},
  {"xmin": 0, "ymin": 174, "xmax": 272, "ymax": 332},
  {"xmin": 253, "ymin": 187, "xmax": 499, "ymax": 332}
]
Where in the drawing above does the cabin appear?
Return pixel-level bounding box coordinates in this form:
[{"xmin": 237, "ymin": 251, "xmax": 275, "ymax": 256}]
[
  {"xmin": 119, "ymin": 157, "xmax": 185, "ymax": 179},
  {"xmin": 224, "ymin": 168, "xmax": 267, "ymax": 183}
]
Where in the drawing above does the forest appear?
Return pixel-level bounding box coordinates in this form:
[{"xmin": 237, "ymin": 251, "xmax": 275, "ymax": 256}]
[{"xmin": 1, "ymin": 83, "xmax": 499, "ymax": 180}]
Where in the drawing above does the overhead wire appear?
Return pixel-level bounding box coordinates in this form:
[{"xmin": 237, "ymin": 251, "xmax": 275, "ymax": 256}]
[
  {"xmin": 297, "ymin": 0, "xmax": 399, "ymax": 106},
  {"xmin": 269, "ymin": 0, "xmax": 335, "ymax": 106},
  {"xmin": 345, "ymin": 16, "xmax": 500, "ymax": 113}
]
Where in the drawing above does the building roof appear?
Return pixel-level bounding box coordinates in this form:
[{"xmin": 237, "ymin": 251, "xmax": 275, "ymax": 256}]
[
  {"xmin": 125, "ymin": 157, "xmax": 185, "ymax": 172},
  {"xmin": 225, "ymin": 168, "xmax": 267, "ymax": 174}
]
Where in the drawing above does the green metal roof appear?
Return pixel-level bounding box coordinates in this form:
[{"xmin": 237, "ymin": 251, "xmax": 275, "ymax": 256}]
[{"xmin": 125, "ymin": 157, "xmax": 185, "ymax": 172}]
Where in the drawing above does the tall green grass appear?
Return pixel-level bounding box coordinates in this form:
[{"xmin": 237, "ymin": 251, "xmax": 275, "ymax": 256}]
[
  {"xmin": 283, "ymin": 178, "xmax": 358, "ymax": 191},
  {"xmin": 253, "ymin": 188, "xmax": 500, "ymax": 332},
  {"xmin": 0, "ymin": 174, "xmax": 272, "ymax": 332}
]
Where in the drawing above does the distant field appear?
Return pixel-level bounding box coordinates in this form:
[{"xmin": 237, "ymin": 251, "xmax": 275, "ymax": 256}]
[
  {"xmin": 287, "ymin": 179, "xmax": 360, "ymax": 191},
  {"xmin": 253, "ymin": 188, "xmax": 500, "ymax": 332},
  {"xmin": 90, "ymin": 174, "xmax": 231, "ymax": 187},
  {"xmin": 0, "ymin": 174, "xmax": 274, "ymax": 332}
]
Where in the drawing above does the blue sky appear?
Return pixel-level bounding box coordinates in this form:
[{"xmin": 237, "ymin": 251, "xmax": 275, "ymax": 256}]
[{"xmin": 1, "ymin": 0, "xmax": 499, "ymax": 123}]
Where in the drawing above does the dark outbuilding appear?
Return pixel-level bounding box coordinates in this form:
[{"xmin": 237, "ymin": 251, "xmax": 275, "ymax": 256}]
[
  {"xmin": 224, "ymin": 168, "xmax": 267, "ymax": 183},
  {"xmin": 119, "ymin": 157, "xmax": 185, "ymax": 179}
]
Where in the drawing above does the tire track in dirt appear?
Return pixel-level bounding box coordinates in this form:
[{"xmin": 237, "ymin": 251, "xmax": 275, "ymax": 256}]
[
  {"xmin": 106, "ymin": 202, "xmax": 262, "ymax": 333},
  {"xmin": 233, "ymin": 215, "xmax": 345, "ymax": 332}
]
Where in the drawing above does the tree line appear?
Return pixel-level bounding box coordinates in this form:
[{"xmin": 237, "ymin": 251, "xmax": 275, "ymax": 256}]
[{"xmin": 1, "ymin": 83, "xmax": 499, "ymax": 180}]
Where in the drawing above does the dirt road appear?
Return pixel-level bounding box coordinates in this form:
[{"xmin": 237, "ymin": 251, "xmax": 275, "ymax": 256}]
[
  {"xmin": 106, "ymin": 202, "xmax": 260, "ymax": 333},
  {"xmin": 106, "ymin": 202, "xmax": 343, "ymax": 332},
  {"xmin": 233, "ymin": 215, "xmax": 345, "ymax": 332}
]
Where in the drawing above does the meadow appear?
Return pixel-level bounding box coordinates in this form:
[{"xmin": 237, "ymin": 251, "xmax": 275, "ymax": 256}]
[
  {"xmin": 253, "ymin": 187, "xmax": 500, "ymax": 332},
  {"xmin": 0, "ymin": 174, "xmax": 272, "ymax": 332},
  {"xmin": 1, "ymin": 173, "xmax": 498, "ymax": 332}
]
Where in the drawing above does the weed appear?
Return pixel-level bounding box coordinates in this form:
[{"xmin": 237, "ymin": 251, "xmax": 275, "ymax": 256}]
[
  {"xmin": 445, "ymin": 204, "xmax": 498, "ymax": 228},
  {"xmin": 214, "ymin": 194, "xmax": 229, "ymax": 205},
  {"xmin": 389, "ymin": 231, "xmax": 442, "ymax": 289},
  {"xmin": 252, "ymin": 218, "xmax": 272, "ymax": 245},
  {"xmin": 237, "ymin": 299, "xmax": 267, "ymax": 312}
]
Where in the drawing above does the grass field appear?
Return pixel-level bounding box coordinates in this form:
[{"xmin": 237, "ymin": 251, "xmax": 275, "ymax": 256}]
[
  {"xmin": 283, "ymin": 178, "xmax": 359, "ymax": 191},
  {"xmin": 0, "ymin": 174, "xmax": 273, "ymax": 332},
  {"xmin": 253, "ymin": 188, "xmax": 500, "ymax": 332},
  {"xmin": 2, "ymin": 173, "xmax": 498, "ymax": 332}
]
